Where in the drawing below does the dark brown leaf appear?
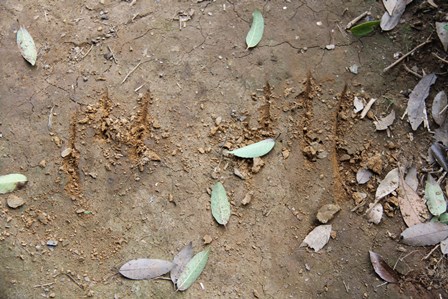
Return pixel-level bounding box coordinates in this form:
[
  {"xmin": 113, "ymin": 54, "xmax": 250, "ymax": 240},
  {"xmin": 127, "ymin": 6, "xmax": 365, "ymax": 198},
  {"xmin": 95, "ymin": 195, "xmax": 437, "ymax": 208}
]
[{"xmin": 369, "ymin": 251, "xmax": 400, "ymax": 283}]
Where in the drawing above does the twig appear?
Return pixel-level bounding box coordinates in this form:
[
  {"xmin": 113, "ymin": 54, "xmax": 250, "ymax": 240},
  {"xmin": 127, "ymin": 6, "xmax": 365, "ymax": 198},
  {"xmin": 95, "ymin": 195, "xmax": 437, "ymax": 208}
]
[
  {"xmin": 121, "ymin": 60, "xmax": 151, "ymax": 84},
  {"xmin": 345, "ymin": 11, "xmax": 370, "ymax": 29},
  {"xmin": 107, "ymin": 46, "xmax": 118, "ymax": 64},
  {"xmin": 65, "ymin": 273, "xmax": 84, "ymax": 289},
  {"xmin": 81, "ymin": 44, "xmax": 93, "ymax": 60},
  {"xmin": 403, "ymin": 64, "xmax": 422, "ymax": 78},
  {"xmin": 439, "ymin": 104, "xmax": 448, "ymax": 115},
  {"xmin": 422, "ymin": 244, "xmax": 440, "ymax": 260},
  {"xmin": 48, "ymin": 106, "xmax": 55, "ymax": 131},
  {"xmin": 34, "ymin": 282, "xmax": 55, "ymax": 288},
  {"xmin": 432, "ymin": 52, "xmax": 448, "ymax": 64},
  {"xmin": 393, "ymin": 250, "xmax": 418, "ymax": 269},
  {"xmin": 134, "ymin": 83, "xmax": 146, "ymax": 92},
  {"xmin": 383, "ymin": 37, "xmax": 432, "ymax": 73},
  {"xmin": 360, "ymin": 98, "xmax": 376, "ymax": 119}
]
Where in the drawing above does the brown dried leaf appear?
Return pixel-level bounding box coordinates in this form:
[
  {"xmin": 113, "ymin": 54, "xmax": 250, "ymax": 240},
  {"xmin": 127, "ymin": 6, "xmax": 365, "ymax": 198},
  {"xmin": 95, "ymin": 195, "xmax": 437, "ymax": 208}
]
[
  {"xmin": 400, "ymin": 222, "xmax": 448, "ymax": 246},
  {"xmin": 369, "ymin": 251, "xmax": 400, "ymax": 283},
  {"xmin": 398, "ymin": 174, "xmax": 428, "ymax": 227}
]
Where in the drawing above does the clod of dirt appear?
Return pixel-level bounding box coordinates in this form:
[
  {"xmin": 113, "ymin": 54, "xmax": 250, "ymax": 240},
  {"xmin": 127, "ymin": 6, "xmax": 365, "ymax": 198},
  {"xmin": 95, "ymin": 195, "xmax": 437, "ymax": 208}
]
[
  {"xmin": 38, "ymin": 159, "xmax": 47, "ymax": 168},
  {"xmin": 303, "ymin": 145, "xmax": 318, "ymax": 161},
  {"xmin": 252, "ymin": 157, "xmax": 265, "ymax": 173},
  {"xmin": 203, "ymin": 235, "xmax": 213, "ymax": 245},
  {"xmin": 364, "ymin": 153, "xmax": 383, "ymax": 174},
  {"xmin": 61, "ymin": 147, "xmax": 73, "ymax": 158},
  {"xmin": 317, "ymin": 204, "xmax": 341, "ymax": 224},
  {"xmin": 7, "ymin": 195, "xmax": 25, "ymax": 209},
  {"xmin": 282, "ymin": 148, "xmax": 290, "ymax": 159},
  {"xmin": 242, "ymin": 192, "xmax": 253, "ymax": 206}
]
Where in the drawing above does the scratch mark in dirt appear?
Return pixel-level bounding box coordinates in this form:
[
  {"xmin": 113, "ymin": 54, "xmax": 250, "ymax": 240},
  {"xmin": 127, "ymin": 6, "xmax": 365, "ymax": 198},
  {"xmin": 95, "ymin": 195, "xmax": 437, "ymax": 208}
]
[{"xmin": 63, "ymin": 111, "xmax": 83, "ymax": 202}]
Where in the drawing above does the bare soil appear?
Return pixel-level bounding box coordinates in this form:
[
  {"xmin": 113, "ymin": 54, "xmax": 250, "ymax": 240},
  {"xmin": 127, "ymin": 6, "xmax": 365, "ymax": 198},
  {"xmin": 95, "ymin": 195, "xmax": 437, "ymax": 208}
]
[{"xmin": 1, "ymin": 0, "xmax": 448, "ymax": 298}]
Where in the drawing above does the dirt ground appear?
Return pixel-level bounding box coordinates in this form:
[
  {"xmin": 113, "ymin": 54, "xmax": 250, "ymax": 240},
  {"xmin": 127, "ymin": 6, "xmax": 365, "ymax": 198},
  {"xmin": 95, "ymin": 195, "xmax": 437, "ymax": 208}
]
[{"xmin": 1, "ymin": 0, "xmax": 448, "ymax": 298}]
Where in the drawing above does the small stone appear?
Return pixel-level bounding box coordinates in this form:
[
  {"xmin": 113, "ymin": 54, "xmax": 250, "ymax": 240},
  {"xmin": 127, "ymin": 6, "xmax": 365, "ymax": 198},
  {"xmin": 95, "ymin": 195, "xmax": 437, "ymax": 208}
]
[
  {"xmin": 316, "ymin": 204, "xmax": 341, "ymax": 223},
  {"xmin": 198, "ymin": 147, "xmax": 205, "ymax": 154},
  {"xmin": 38, "ymin": 160, "xmax": 47, "ymax": 168},
  {"xmin": 76, "ymin": 209, "xmax": 85, "ymax": 214},
  {"xmin": 7, "ymin": 195, "xmax": 25, "ymax": 209},
  {"xmin": 47, "ymin": 240, "xmax": 58, "ymax": 247},
  {"xmin": 233, "ymin": 168, "xmax": 246, "ymax": 180},
  {"xmin": 252, "ymin": 157, "xmax": 265, "ymax": 173},
  {"xmin": 97, "ymin": 26, "xmax": 103, "ymax": 32},
  {"xmin": 365, "ymin": 153, "xmax": 383, "ymax": 174},
  {"xmin": 241, "ymin": 192, "xmax": 253, "ymax": 206},
  {"xmin": 282, "ymin": 148, "xmax": 290, "ymax": 159},
  {"xmin": 330, "ymin": 230, "xmax": 337, "ymax": 239},
  {"xmin": 61, "ymin": 148, "xmax": 72, "ymax": 158},
  {"xmin": 203, "ymin": 235, "xmax": 213, "ymax": 244},
  {"xmin": 339, "ymin": 154, "xmax": 350, "ymax": 161},
  {"xmin": 253, "ymin": 289, "xmax": 260, "ymax": 298},
  {"xmin": 215, "ymin": 116, "xmax": 222, "ymax": 126},
  {"xmin": 49, "ymin": 293, "xmax": 56, "ymax": 298}
]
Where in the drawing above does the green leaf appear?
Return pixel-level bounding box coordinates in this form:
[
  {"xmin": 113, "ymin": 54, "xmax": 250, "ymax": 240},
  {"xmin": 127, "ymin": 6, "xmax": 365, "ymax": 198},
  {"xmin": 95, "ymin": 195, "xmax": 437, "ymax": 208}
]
[
  {"xmin": 0, "ymin": 174, "xmax": 28, "ymax": 194},
  {"xmin": 211, "ymin": 182, "xmax": 231, "ymax": 226},
  {"xmin": 228, "ymin": 138, "xmax": 275, "ymax": 158},
  {"xmin": 350, "ymin": 20, "xmax": 380, "ymax": 37},
  {"xmin": 439, "ymin": 213, "xmax": 448, "ymax": 224},
  {"xmin": 245, "ymin": 9, "xmax": 264, "ymax": 49},
  {"xmin": 425, "ymin": 174, "xmax": 447, "ymax": 217},
  {"xmin": 177, "ymin": 247, "xmax": 210, "ymax": 291},
  {"xmin": 17, "ymin": 26, "xmax": 37, "ymax": 66}
]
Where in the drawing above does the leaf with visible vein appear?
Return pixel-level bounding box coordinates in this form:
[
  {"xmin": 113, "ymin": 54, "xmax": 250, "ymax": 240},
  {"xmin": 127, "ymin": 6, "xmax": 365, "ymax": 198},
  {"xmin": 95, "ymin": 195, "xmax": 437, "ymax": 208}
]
[
  {"xmin": 228, "ymin": 138, "xmax": 275, "ymax": 158},
  {"xmin": 171, "ymin": 242, "xmax": 194, "ymax": 284},
  {"xmin": 177, "ymin": 247, "xmax": 210, "ymax": 291},
  {"xmin": 17, "ymin": 26, "xmax": 37, "ymax": 65},
  {"xmin": 211, "ymin": 182, "xmax": 231, "ymax": 226},
  {"xmin": 350, "ymin": 20, "xmax": 380, "ymax": 37},
  {"xmin": 245, "ymin": 9, "xmax": 264, "ymax": 49}
]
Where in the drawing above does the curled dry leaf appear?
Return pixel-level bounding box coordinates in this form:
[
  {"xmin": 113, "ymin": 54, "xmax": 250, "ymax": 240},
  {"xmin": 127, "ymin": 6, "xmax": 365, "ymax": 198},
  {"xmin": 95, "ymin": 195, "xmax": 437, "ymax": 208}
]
[
  {"xmin": 300, "ymin": 225, "xmax": 332, "ymax": 252},
  {"xmin": 432, "ymin": 91, "xmax": 447, "ymax": 126},
  {"xmin": 425, "ymin": 174, "xmax": 447, "ymax": 217},
  {"xmin": 353, "ymin": 96, "xmax": 364, "ymax": 113},
  {"xmin": 398, "ymin": 173, "xmax": 428, "ymax": 227},
  {"xmin": 380, "ymin": 0, "xmax": 406, "ymax": 31},
  {"xmin": 400, "ymin": 222, "xmax": 448, "ymax": 246},
  {"xmin": 375, "ymin": 168, "xmax": 399, "ymax": 200},
  {"xmin": 356, "ymin": 168, "xmax": 373, "ymax": 184},
  {"xmin": 374, "ymin": 110, "xmax": 395, "ymax": 131},
  {"xmin": 404, "ymin": 166, "xmax": 418, "ymax": 191},
  {"xmin": 369, "ymin": 251, "xmax": 400, "ymax": 283},
  {"xmin": 407, "ymin": 73, "xmax": 437, "ymax": 131},
  {"xmin": 119, "ymin": 259, "xmax": 174, "ymax": 280},
  {"xmin": 171, "ymin": 242, "xmax": 194, "ymax": 284}
]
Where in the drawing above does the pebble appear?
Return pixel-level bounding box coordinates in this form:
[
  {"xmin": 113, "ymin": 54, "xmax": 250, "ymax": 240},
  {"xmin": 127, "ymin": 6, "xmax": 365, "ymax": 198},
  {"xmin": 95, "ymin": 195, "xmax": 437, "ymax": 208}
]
[
  {"xmin": 241, "ymin": 192, "xmax": 253, "ymax": 206},
  {"xmin": 203, "ymin": 235, "xmax": 213, "ymax": 244},
  {"xmin": 316, "ymin": 204, "xmax": 341, "ymax": 223},
  {"xmin": 47, "ymin": 240, "xmax": 58, "ymax": 247},
  {"xmin": 7, "ymin": 195, "xmax": 25, "ymax": 209}
]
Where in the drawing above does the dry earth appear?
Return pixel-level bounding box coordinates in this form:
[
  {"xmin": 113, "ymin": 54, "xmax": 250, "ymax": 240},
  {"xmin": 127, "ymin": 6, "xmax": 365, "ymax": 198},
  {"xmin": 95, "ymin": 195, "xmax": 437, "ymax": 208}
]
[{"xmin": 1, "ymin": 0, "xmax": 448, "ymax": 298}]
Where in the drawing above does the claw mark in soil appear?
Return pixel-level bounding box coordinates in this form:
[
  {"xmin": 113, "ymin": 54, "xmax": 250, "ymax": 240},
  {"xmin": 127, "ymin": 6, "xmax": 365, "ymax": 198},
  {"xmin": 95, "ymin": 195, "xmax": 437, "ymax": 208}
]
[{"xmin": 63, "ymin": 111, "xmax": 82, "ymax": 200}]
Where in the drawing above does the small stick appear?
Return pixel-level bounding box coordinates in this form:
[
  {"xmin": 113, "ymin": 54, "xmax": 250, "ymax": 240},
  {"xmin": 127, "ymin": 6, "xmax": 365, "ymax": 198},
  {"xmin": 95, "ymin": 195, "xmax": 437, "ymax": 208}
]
[
  {"xmin": 403, "ymin": 64, "xmax": 422, "ymax": 78},
  {"xmin": 107, "ymin": 46, "xmax": 117, "ymax": 64},
  {"xmin": 81, "ymin": 44, "xmax": 93, "ymax": 60},
  {"xmin": 345, "ymin": 11, "xmax": 369, "ymax": 29},
  {"xmin": 134, "ymin": 83, "xmax": 145, "ymax": 92},
  {"xmin": 48, "ymin": 106, "xmax": 55, "ymax": 131},
  {"xmin": 360, "ymin": 98, "xmax": 376, "ymax": 119},
  {"xmin": 383, "ymin": 37, "xmax": 432, "ymax": 73},
  {"xmin": 432, "ymin": 52, "xmax": 448, "ymax": 64},
  {"xmin": 121, "ymin": 60, "xmax": 150, "ymax": 84},
  {"xmin": 422, "ymin": 244, "xmax": 440, "ymax": 260},
  {"xmin": 34, "ymin": 282, "xmax": 55, "ymax": 288},
  {"xmin": 439, "ymin": 104, "xmax": 448, "ymax": 115}
]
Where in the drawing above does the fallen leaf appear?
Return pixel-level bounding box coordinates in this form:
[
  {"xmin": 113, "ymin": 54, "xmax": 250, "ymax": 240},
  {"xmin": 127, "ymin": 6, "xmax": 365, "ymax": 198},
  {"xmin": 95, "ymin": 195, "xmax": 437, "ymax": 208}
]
[
  {"xmin": 356, "ymin": 168, "xmax": 373, "ymax": 184},
  {"xmin": 429, "ymin": 143, "xmax": 448, "ymax": 172},
  {"xmin": 119, "ymin": 259, "xmax": 174, "ymax": 280},
  {"xmin": 436, "ymin": 22, "xmax": 448, "ymax": 52},
  {"xmin": 354, "ymin": 97, "xmax": 365, "ymax": 113},
  {"xmin": 374, "ymin": 110, "xmax": 396, "ymax": 130},
  {"xmin": 177, "ymin": 247, "xmax": 210, "ymax": 291},
  {"xmin": 439, "ymin": 213, "xmax": 448, "ymax": 224},
  {"xmin": 228, "ymin": 138, "xmax": 275, "ymax": 158},
  {"xmin": 171, "ymin": 242, "xmax": 194, "ymax": 284},
  {"xmin": 407, "ymin": 73, "xmax": 437, "ymax": 131},
  {"xmin": 404, "ymin": 166, "xmax": 418, "ymax": 191},
  {"xmin": 383, "ymin": 0, "xmax": 398, "ymax": 16},
  {"xmin": 434, "ymin": 120, "xmax": 448, "ymax": 146},
  {"xmin": 400, "ymin": 222, "xmax": 448, "ymax": 246},
  {"xmin": 375, "ymin": 168, "xmax": 399, "ymax": 200},
  {"xmin": 425, "ymin": 174, "xmax": 447, "ymax": 217},
  {"xmin": 432, "ymin": 91, "xmax": 447, "ymax": 126},
  {"xmin": 246, "ymin": 9, "xmax": 264, "ymax": 49},
  {"xmin": 350, "ymin": 20, "xmax": 380, "ymax": 37},
  {"xmin": 0, "ymin": 174, "xmax": 28, "ymax": 194},
  {"xmin": 300, "ymin": 225, "xmax": 332, "ymax": 252},
  {"xmin": 441, "ymin": 238, "xmax": 448, "ymax": 254},
  {"xmin": 16, "ymin": 26, "xmax": 37, "ymax": 65},
  {"xmin": 369, "ymin": 251, "xmax": 400, "ymax": 283},
  {"xmin": 211, "ymin": 182, "xmax": 231, "ymax": 226},
  {"xmin": 367, "ymin": 203, "xmax": 383, "ymax": 224},
  {"xmin": 380, "ymin": 0, "xmax": 406, "ymax": 31},
  {"xmin": 398, "ymin": 173, "xmax": 428, "ymax": 227}
]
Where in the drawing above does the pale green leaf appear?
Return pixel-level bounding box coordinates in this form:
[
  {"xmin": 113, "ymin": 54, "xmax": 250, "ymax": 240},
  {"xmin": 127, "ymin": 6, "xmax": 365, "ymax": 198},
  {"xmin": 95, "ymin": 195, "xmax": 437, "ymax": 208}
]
[
  {"xmin": 17, "ymin": 26, "xmax": 37, "ymax": 66},
  {"xmin": 0, "ymin": 174, "xmax": 28, "ymax": 194},
  {"xmin": 245, "ymin": 9, "xmax": 264, "ymax": 49},
  {"xmin": 228, "ymin": 138, "xmax": 275, "ymax": 158},
  {"xmin": 177, "ymin": 247, "xmax": 210, "ymax": 291},
  {"xmin": 211, "ymin": 182, "xmax": 231, "ymax": 226},
  {"xmin": 439, "ymin": 213, "xmax": 448, "ymax": 224},
  {"xmin": 425, "ymin": 174, "xmax": 447, "ymax": 216},
  {"xmin": 350, "ymin": 20, "xmax": 380, "ymax": 37}
]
